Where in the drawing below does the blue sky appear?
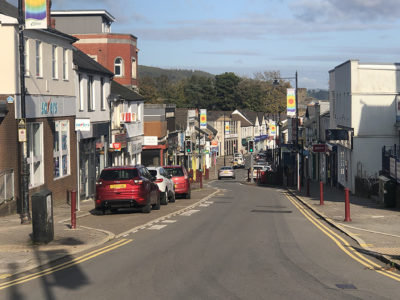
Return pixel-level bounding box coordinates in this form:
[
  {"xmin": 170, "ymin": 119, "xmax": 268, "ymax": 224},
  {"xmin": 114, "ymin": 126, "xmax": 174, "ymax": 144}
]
[{"xmin": 8, "ymin": 0, "xmax": 400, "ymax": 89}]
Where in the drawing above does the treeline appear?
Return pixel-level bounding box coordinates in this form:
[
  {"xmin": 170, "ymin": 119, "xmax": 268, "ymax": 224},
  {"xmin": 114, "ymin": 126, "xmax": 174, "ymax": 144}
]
[{"xmin": 138, "ymin": 70, "xmax": 293, "ymax": 113}]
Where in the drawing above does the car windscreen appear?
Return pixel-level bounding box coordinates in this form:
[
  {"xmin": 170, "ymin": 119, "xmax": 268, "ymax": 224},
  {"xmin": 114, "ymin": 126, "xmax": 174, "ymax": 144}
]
[
  {"xmin": 148, "ymin": 170, "xmax": 157, "ymax": 177},
  {"xmin": 164, "ymin": 168, "xmax": 184, "ymax": 177},
  {"xmin": 220, "ymin": 167, "xmax": 233, "ymax": 170},
  {"xmin": 100, "ymin": 169, "xmax": 139, "ymax": 180}
]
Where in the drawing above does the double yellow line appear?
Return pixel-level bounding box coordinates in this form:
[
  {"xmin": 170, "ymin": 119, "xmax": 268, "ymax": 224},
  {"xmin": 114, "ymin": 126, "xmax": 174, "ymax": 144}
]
[
  {"xmin": 285, "ymin": 192, "xmax": 400, "ymax": 282},
  {"xmin": 0, "ymin": 238, "xmax": 132, "ymax": 290}
]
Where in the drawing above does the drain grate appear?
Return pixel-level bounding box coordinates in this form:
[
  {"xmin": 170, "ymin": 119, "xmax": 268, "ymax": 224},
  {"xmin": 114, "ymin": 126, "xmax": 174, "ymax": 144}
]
[
  {"xmin": 335, "ymin": 284, "xmax": 357, "ymax": 290},
  {"xmin": 251, "ymin": 209, "xmax": 292, "ymax": 213}
]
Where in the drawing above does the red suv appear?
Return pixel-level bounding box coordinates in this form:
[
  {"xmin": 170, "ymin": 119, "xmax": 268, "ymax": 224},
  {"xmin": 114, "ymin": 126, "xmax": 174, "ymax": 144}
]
[
  {"xmin": 164, "ymin": 165, "xmax": 191, "ymax": 199},
  {"xmin": 95, "ymin": 166, "xmax": 160, "ymax": 214}
]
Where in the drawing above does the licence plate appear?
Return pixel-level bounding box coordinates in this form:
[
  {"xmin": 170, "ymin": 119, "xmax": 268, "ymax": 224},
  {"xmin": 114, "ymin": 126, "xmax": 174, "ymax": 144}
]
[
  {"xmin": 223, "ymin": 171, "xmax": 230, "ymax": 174},
  {"xmin": 110, "ymin": 184, "xmax": 126, "ymax": 189}
]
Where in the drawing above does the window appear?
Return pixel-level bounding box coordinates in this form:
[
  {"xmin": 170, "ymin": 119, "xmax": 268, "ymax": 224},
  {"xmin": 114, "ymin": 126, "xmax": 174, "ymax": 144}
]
[
  {"xmin": 87, "ymin": 75, "xmax": 94, "ymax": 110},
  {"xmin": 35, "ymin": 40, "xmax": 42, "ymax": 77},
  {"xmin": 114, "ymin": 57, "xmax": 123, "ymax": 76},
  {"xmin": 62, "ymin": 48, "xmax": 68, "ymax": 80},
  {"xmin": 52, "ymin": 45, "xmax": 58, "ymax": 79},
  {"xmin": 100, "ymin": 77, "xmax": 106, "ymax": 110},
  {"xmin": 27, "ymin": 122, "xmax": 44, "ymax": 187},
  {"xmin": 24, "ymin": 38, "xmax": 29, "ymax": 76},
  {"xmin": 78, "ymin": 74, "xmax": 84, "ymax": 111},
  {"xmin": 53, "ymin": 120, "xmax": 70, "ymax": 178},
  {"xmin": 131, "ymin": 57, "xmax": 137, "ymax": 79}
]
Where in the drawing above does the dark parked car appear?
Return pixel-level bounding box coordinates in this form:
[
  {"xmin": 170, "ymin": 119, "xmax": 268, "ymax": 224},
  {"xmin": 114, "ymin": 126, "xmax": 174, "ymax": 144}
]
[
  {"xmin": 95, "ymin": 166, "xmax": 160, "ymax": 214},
  {"xmin": 164, "ymin": 165, "xmax": 191, "ymax": 199}
]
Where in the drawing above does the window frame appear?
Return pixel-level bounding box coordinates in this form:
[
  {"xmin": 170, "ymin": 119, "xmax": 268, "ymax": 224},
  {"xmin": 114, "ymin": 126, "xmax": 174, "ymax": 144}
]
[
  {"xmin": 114, "ymin": 57, "xmax": 123, "ymax": 77},
  {"xmin": 87, "ymin": 75, "xmax": 94, "ymax": 111},
  {"xmin": 62, "ymin": 48, "xmax": 68, "ymax": 80},
  {"xmin": 53, "ymin": 120, "xmax": 70, "ymax": 179},
  {"xmin": 78, "ymin": 73, "xmax": 84, "ymax": 111},
  {"xmin": 24, "ymin": 38, "xmax": 29, "ymax": 76},
  {"xmin": 35, "ymin": 40, "xmax": 42, "ymax": 77},
  {"xmin": 27, "ymin": 122, "xmax": 44, "ymax": 188},
  {"xmin": 100, "ymin": 77, "xmax": 106, "ymax": 110},
  {"xmin": 52, "ymin": 45, "xmax": 58, "ymax": 79},
  {"xmin": 131, "ymin": 57, "xmax": 137, "ymax": 79}
]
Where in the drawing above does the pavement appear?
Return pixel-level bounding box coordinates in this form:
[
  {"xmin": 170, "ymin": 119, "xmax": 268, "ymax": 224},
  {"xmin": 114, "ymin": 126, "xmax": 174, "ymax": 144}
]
[
  {"xmin": 285, "ymin": 180, "xmax": 400, "ymax": 268},
  {"xmin": 0, "ymin": 164, "xmax": 222, "ymax": 280}
]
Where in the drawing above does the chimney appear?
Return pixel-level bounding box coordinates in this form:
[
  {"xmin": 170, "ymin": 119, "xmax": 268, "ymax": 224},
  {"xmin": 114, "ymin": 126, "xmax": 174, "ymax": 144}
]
[{"xmin": 46, "ymin": 0, "xmax": 52, "ymax": 28}]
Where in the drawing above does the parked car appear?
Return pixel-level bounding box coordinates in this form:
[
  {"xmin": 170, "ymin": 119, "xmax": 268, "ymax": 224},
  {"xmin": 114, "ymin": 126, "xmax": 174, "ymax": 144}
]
[
  {"xmin": 164, "ymin": 165, "xmax": 191, "ymax": 199},
  {"xmin": 147, "ymin": 166, "xmax": 175, "ymax": 205},
  {"xmin": 233, "ymin": 157, "xmax": 245, "ymax": 169},
  {"xmin": 253, "ymin": 164, "xmax": 270, "ymax": 180},
  {"xmin": 218, "ymin": 166, "xmax": 235, "ymax": 180},
  {"xmin": 95, "ymin": 166, "xmax": 160, "ymax": 214}
]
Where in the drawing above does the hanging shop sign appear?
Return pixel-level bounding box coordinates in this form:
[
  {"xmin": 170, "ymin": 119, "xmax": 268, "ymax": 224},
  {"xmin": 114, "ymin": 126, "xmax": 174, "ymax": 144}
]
[
  {"xmin": 25, "ymin": 0, "xmax": 47, "ymax": 29},
  {"xmin": 287, "ymin": 88, "xmax": 296, "ymax": 117},
  {"xmin": 75, "ymin": 119, "xmax": 91, "ymax": 132},
  {"xmin": 224, "ymin": 122, "xmax": 230, "ymax": 135},
  {"xmin": 325, "ymin": 129, "xmax": 349, "ymax": 141},
  {"xmin": 200, "ymin": 109, "xmax": 207, "ymax": 129},
  {"xmin": 312, "ymin": 144, "xmax": 326, "ymax": 152}
]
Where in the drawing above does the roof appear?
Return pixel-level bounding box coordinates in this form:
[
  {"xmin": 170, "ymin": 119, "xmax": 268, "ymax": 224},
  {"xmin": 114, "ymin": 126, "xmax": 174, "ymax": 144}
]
[
  {"xmin": 175, "ymin": 108, "xmax": 188, "ymax": 131},
  {"xmin": 0, "ymin": 0, "xmax": 18, "ymax": 18},
  {"xmin": 207, "ymin": 110, "xmax": 233, "ymax": 122},
  {"xmin": 73, "ymin": 48, "xmax": 113, "ymax": 76},
  {"xmin": 51, "ymin": 10, "xmax": 116, "ymax": 23},
  {"xmin": 110, "ymin": 81, "xmax": 144, "ymax": 102}
]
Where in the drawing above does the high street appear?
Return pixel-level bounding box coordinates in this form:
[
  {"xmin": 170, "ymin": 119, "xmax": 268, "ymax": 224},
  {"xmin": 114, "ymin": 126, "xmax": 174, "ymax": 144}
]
[{"xmin": 1, "ymin": 175, "xmax": 400, "ymax": 299}]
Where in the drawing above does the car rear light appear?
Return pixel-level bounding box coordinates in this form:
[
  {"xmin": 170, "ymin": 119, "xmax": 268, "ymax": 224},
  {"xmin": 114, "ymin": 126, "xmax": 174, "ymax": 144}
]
[
  {"xmin": 184, "ymin": 175, "xmax": 188, "ymax": 180},
  {"xmin": 134, "ymin": 179, "xmax": 143, "ymax": 185},
  {"xmin": 96, "ymin": 180, "xmax": 103, "ymax": 186},
  {"xmin": 96, "ymin": 199, "xmax": 101, "ymax": 204},
  {"xmin": 155, "ymin": 178, "xmax": 163, "ymax": 183}
]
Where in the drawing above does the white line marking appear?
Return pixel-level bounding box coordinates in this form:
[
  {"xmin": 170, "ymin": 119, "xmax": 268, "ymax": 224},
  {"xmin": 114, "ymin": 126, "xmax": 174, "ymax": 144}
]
[
  {"xmin": 199, "ymin": 204, "xmax": 210, "ymax": 207},
  {"xmin": 180, "ymin": 209, "xmax": 200, "ymax": 216},
  {"xmin": 162, "ymin": 220, "xmax": 177, "ymax": 223},
  {"xmin": 371, "ymin": 216, "xmax": 385, "ymax": 218},
  {"xmin": 148, "ymin": 225, "xmax": 168, "ymax": 230},
  {"xmin": 115, "ymin": 189, "xmax": 221, "ymax": 238}
]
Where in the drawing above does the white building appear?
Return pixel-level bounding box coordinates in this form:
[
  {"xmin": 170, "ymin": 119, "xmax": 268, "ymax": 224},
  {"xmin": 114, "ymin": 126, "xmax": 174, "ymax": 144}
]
[{"xmin": 329, "ymin": 60, "xmax": 398, "ymax": 191}]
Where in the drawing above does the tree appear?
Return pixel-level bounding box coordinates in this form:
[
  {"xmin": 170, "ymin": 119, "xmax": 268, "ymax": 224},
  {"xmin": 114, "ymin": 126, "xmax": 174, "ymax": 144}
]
[{"xmin": 215, "ymin": 72, "xmax": 241, "ymax": 110}]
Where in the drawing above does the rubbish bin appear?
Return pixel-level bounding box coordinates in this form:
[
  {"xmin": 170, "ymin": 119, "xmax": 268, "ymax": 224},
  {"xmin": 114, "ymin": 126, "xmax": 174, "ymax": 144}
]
[
  {"xmin": 379, "ymin": 176, "xmax": 396, "ymax": 208},
  {"xmin": 31, "ymin": 189, "xmax": 54, "ymax": 243}
]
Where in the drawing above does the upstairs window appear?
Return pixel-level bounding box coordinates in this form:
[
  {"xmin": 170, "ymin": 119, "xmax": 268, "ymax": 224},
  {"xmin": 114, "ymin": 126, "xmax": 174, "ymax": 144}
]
[
  {"xmin": 35, "ymin": 40, "xmax": 42, "ymax": 77},
  {"xmin": 131, "ymin": 57, "xmax": 137, "ymax": 79},
  {"xmin": 62, "ymin": 48, "xmax": 68, "ymax": 80},
  {"xmin": 87, "ymin": 75, "xmax": 94, "ymax": 111},
  {"xmin": 24, "ymin": 38, "xmax": 29, "ymax": 76},
  {"xmin": 114, "ymin": 57, "xmax": 123, "ymax": 77},
  {"xmin": 100, "ymin": 77, "xmax": 106, "ymax": 110},
  {"xmin": 52, "ymin": 45, "xmax": 58, "ymax": 79}
]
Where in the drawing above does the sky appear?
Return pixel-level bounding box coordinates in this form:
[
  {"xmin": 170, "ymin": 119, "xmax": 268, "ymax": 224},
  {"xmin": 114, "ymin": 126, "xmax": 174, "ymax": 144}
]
[{"xmin": 8, "ymin": 0, "xmax": 400, "ymax": 89}]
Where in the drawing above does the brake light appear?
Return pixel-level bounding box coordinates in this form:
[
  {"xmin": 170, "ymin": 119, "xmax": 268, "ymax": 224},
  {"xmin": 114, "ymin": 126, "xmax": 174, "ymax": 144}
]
[
  {"xmin": 96, "ymin": 180, "xmax": 103, "ymax": 186},
  {"xmin": 134, "ymin": 179, "xmax": 143, "ymax": 185},
  {"xmin": 155, "ymin": 178, "xmax": 163, "ymax": 183}
]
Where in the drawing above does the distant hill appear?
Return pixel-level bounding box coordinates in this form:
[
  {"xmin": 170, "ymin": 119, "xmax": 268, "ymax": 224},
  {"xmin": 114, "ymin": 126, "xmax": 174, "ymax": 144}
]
[
  {"xmin": 307, "ymin": 89, "xmax": 329, "ymax": 100},
  {"xmin": 138, "ymin": 65, "xmax": 215, "ymax": 82}
]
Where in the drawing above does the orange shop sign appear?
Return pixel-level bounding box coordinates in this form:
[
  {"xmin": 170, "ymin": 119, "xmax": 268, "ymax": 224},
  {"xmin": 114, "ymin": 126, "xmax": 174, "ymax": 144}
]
[{"xmin": 112, "ymin": 143, "xmax": 121, "ymax": 151}]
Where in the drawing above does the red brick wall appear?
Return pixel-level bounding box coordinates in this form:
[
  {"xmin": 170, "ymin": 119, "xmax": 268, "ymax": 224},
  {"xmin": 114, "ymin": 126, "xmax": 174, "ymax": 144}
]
[
  {"xmin": 144, "ymin": 121, "xmax": 167, "ymax": 138},
  {"xmin": 74, "ymin": 34, "xmax": 139, "ymax": 87},
  {"xmin": 0, "ymin": 96, "xmax": 19, "ymax": 215}
]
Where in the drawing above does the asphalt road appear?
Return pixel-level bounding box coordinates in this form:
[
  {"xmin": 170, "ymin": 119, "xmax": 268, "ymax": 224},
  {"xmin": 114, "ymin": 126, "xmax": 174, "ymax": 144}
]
[{"xmin": 1, "ymin": 171, "xmax": 400, "ymax": 299}]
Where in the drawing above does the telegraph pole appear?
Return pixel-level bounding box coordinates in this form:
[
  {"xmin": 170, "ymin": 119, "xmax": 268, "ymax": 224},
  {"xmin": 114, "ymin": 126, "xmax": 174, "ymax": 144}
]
[{"xmin": 18, "ymin": 0, "xmax": 31, "ymax": 224}]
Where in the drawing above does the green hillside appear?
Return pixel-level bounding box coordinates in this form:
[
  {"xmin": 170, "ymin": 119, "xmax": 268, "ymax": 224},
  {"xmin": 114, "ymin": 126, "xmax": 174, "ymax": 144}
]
[{"xmin": 138, "ymin": 65, "xmax": 215, "ymax": 82}]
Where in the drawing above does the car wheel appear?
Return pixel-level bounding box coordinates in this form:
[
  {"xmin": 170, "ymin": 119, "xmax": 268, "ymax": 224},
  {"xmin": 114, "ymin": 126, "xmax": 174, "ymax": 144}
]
[
  {"xmin": 169, "ymin": 191, "xmax": 176, "ymax": 203},
  {"xmin": 141, "ymin": 203, "xmax": 151, "ymax": 213},
  {"xmin": 160, "ymin": 191, "xmax": 168, "ymax": 205},
  {"xmin": 152, "ymin": 194, "xmax": 161, "ymax": 210}
]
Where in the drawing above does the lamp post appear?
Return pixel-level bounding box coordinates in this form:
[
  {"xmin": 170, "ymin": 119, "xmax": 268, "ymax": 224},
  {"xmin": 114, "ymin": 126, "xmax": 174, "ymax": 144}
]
[
  {"xmin": 273, "ymin": 71, "xmax": 300, "ymax": 191},
  {"xmin": 223, "ymin": 112, "xmax": 226, "ymax": 166}
]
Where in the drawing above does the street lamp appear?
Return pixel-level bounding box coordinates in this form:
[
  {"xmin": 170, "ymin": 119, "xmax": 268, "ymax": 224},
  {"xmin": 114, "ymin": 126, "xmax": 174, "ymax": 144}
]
[{"xmin": 273, "ymin": 71, "xmax": 300, "ymax": 191}]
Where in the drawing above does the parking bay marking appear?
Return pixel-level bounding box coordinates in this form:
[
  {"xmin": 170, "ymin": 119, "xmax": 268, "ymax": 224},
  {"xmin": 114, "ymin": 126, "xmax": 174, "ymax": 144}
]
[
  {"xmin": 162, "ymin": 220, "xmax": 177, "ymax": 223},
  {"xmin": 148, "ymin": 224, "xmax": 168, "ymax": 230},
  {"xmin": 180, "ymin": 209, "xmax": 200, "ymax": 216}
]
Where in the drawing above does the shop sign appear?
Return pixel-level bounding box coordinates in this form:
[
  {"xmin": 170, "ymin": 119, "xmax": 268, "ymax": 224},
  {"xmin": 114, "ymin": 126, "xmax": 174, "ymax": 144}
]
[
  {"xmin": 144, "ymin": 136, "xmax": 158, "ymax": 146},
  {"xmin": 22, "ymin": 95, "xmax": 75, "ymax": 119},
  {"xmin": 75, "ymin": 119, "xmax": 91, "ymax": 131},
  {"xmin": 312, "ymin": 144, "xmax": 326, "ymax": 152},
  {"xmin": 18, "ymin": 119, "xmax": 26, "ymax": 142},
  {"xmin": 6, "ymin": 96, "xmax": 14, "ymax": 104},
  {"xmin": 112, "ymin": 143, "xmax": 121, "ymax": 151},
  {"xmin": 115, "ymin": 133, "xmax": 127, "ymax": 148}
]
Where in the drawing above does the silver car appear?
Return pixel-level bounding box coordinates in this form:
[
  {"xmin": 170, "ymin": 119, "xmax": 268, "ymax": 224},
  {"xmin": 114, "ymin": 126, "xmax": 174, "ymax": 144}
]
[{"xmin": 218, "ymin": 166, "xmax": 235, "ymax": 180}]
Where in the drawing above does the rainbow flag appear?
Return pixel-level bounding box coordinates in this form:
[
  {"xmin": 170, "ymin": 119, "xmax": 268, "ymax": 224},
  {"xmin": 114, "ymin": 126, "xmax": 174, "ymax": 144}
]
[
  {"xmin": 269, "ymin": 122, "xmax": 276, "ymax": 136},
  {"xmin": 287, "ymin": 88, "xmax": 296, "ymax": 117},
  {"xmin": 25, "ymin": 0, "xmax": 47, "ymax": 29},
  {"xmin": 200, "ymin": 109, "xmax": 207, "ymax": 129}
]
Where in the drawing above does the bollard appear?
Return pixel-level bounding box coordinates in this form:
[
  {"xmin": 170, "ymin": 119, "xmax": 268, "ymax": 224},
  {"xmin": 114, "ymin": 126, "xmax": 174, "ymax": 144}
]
[
  {"xmin": 344, "ymin": 188, "xmax": 351, "ymax": 222},
  {"xmin": 319, "ymin": 181, "xmax": 324, "ymax": 205},
  {"xmin": 70, "ymin": 189, "xmax": 77, "ymax": 229},
  {"xmin": 306, "ymin": 178, "xmax": 310, "ymax": 197},
  {"xmin": 200, "ymin": 170, "xmax": 203, "ymax": 188}
]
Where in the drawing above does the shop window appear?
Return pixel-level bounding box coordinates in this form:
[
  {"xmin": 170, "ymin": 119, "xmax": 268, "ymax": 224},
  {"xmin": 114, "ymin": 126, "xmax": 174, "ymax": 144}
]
[
  {"xmin": 27, "ymin": 122, "xmax": 44, "ymax": 187},
  {"xmin": 53, "ymin": 120, "xmax": 70, "ymax": 178}
]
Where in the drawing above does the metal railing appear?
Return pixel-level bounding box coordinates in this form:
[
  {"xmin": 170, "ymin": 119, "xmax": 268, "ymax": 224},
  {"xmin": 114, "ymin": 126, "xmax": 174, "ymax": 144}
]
[{"xmin": 0, "ymin": 169, "xmax": 14, "ymax": 205}]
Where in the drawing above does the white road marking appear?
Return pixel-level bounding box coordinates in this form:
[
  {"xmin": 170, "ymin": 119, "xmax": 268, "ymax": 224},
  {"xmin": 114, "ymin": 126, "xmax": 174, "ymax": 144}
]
[
  {"xmin": 371, "ymin": 216, "xmax": 385, "ymax": 218},
  {"xmin": 148, "ymin": 224, "xmax": 168, "ymax": 230},
  {"xmin": 162, "ymin": 220, "xmax": 177, "ymax": 223},
  {"xmin": 199, "ymin": 204, "xmax": 210, "ymax": 207},
  {"xmin": 180, "ymin": 209, "xmax": 200, "ymax": 216}
]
